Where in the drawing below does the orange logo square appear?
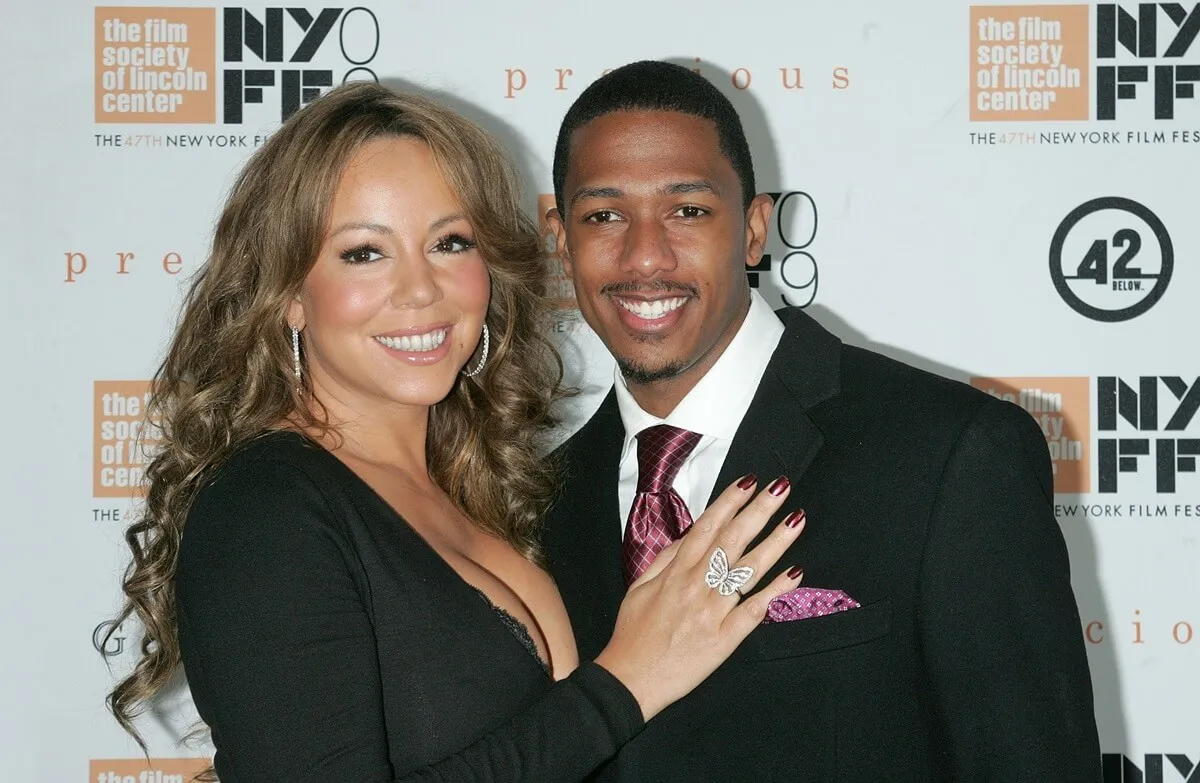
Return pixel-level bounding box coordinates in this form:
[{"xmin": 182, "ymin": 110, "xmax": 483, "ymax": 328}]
[
  {"xmin": 94, "ymin": 381, "xmax": 159, "ymax": 498},
  {"xmin": 95, "ymin": 7, "xmax": 217, "ymax": 123},
  {"xmin": 969, "ymin": 5, "xmax": 1090, "ymax": 121},
  {"xmin": 537, "ymin": 194, "xmax": 576, "ymax": 311},
  {"xmin": 89, "ymin": 758, "xmax": 210, "ymax": 783},
  {"xmin": 970, "ymin": 376, "xmax": 1091, "ymax": 493}
]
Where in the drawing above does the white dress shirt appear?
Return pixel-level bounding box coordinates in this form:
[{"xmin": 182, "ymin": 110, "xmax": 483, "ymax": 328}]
[{"xmin": 615, "ymin": 290, "xmax": 785, "ymax": 536}]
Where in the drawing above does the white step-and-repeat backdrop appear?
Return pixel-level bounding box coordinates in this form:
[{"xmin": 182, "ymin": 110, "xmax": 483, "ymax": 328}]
[{"xmin": 0, "ymin": 1, "xmax": 1194, "ymax": 780}]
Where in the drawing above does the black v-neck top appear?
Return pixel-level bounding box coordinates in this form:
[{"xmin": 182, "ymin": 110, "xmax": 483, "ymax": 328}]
[{"xmin": 176, "ymin": 431, "xmax": 642, "ymax": 781}]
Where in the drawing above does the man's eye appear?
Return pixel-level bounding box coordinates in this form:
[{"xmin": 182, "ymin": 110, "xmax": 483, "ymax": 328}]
[
  {"xmin": 676, "ymin": 206, "xmax": 707, "ymax": 218},
  {"xmin": 585, "ymin": 210, "xmax": 621, "ymax": 224}
]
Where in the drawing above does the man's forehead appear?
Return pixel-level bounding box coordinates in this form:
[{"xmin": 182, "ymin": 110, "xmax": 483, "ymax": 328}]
[
  {"xmin": 570, "ymin": 109, "xmax": 719, "ymax": 149},
  {"xmin": 567, "ymin": 113, "xmax": 728, "ymax": 181}
]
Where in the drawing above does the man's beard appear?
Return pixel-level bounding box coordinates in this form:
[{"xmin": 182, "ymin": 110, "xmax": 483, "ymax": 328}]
[{"xmin": 616, "ymin": 355, "xmax": 688, "ymax": 385}]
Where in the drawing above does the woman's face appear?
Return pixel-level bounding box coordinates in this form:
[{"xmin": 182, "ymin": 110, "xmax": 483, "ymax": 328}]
[{"xmin": 290, "ymin": 135, "xmax": 490, "ymax": 415}]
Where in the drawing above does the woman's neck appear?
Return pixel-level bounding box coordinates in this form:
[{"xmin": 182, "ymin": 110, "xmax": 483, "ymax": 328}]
[{"xmin": 304, "ymin": 378, "xmax": 432, "ymax": 481}]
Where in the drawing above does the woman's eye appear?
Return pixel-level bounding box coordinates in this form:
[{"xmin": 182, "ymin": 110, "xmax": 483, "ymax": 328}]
[
  {"xmin": 339, "ymin": 245, "xmax": 384, "ymax": 264},
  {"xmin": 433, "ymin": 233, "xmax": 476, "ymax": 254}
]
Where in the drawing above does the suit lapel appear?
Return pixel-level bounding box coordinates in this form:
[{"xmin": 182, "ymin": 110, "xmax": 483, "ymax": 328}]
[
  {"xmin": 708, "ymin": 308, "xmax": 842, "ymax": 548},
  {"xmin": 553, "ymin": 390, "xmax": 627, "ymax": 660},
  {"xmin": 709, "ymin": 377, "xmax": 825, "ymax": 507}
]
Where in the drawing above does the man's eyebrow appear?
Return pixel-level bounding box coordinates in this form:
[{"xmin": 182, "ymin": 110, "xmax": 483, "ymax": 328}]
[
  {"xmin": 569, "ymin": 180, "xmax": 721, "ymax": 207},
  {"xmin": 662, "ymin": 180, "xmax": 721, "ymax": 197},
  {"xmin": 569, "ymin": 186, "xmax": 623, "ymax": 207}
]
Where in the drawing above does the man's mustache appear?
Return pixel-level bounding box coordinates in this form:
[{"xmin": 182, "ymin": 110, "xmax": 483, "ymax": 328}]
[{"xmin": 599, "ymin": 280, "xmax": 699, "ymax": 298}]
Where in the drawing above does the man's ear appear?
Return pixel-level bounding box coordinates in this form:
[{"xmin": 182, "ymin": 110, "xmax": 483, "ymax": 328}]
[
  {"xmin": 744, "ymin": 193, "xmax": 775, "ymax": 269},
  {"xmin": 545, "ymin": 206, "xmax": 574, "ymax": 279}
]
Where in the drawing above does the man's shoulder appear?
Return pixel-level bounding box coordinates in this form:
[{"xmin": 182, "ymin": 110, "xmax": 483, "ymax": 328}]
[
  {"xmin": 839, "ymin": 343, "xmax": 989, "ymax": 411},
  {"xmin": 771, "ymin": 307, "xmax": 991, "ymax": 418},
  {"xmin": 764, "ymin": 311, "xmax": 1031, "ymax": 447},
  {"xmin": 831, "ymin": 342, "xmax": 1041, "ymax": 450}
]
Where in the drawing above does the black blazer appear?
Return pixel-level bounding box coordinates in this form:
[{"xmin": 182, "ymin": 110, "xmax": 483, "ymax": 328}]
[{"xmin": 543, "ymin": 307, "xmax": 1102, "ymax": 782}]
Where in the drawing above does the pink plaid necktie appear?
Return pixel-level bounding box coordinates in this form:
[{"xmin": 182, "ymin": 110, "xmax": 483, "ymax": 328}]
[{"xmin": 623, "ymin": 424, "xmax": 703, "ymax": 585}]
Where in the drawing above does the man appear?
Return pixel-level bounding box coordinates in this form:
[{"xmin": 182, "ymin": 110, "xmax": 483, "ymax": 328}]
[{"xmin": 542, "ymin": 60, "xmax": 1102, "ymax": 781}]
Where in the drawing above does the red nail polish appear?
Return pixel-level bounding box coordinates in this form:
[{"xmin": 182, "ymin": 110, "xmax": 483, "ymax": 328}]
[
  {"xmin": 787, "ymin": 566, "xmax": 804, "ymax": 580},
  {"xmin": 767, "ymin": 476, "xmax": 790, "ymax": 496},
  {"xmin": 737, "ymin": 473, "xmax": 758, "ymax": 490},
  {"xmin": 783, "ymin": 510, "xmax": 806, "ymax": 529}
]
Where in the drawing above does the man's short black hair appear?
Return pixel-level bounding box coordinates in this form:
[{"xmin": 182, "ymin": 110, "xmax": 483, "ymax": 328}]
[{"xmin": 552, "ymin": 60, "xmax": 756, "ymax": 217}]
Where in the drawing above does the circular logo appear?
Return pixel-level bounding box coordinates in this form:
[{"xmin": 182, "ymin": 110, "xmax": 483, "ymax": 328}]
[{"xmin": 1049, "ymin": 197, "xmax": 1173, "ymax": 322}]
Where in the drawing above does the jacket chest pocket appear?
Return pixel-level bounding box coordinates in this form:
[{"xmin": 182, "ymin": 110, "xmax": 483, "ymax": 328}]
[{"xmin": 738, "ymin": 598, "xmax": 892, "ymax": 662}]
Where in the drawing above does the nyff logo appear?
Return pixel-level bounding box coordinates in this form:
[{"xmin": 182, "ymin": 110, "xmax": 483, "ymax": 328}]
[
  {"xmin": 1103, "ymin": 752, "xmax": 1200, "ymax": 782},
  {"xmin": 1097, "ymin": 376, "xmax": 1200, "ymax": 492},
  {"xmin": 223, "ymin": 6, "xmax": 380, "ymax": 123},
  {"xmin": 95, "ymin": 6, "xmax": 381, "ymax": 125},
  {"xmin": 1097, "ymin": 2, "xmax": 1200, "ymax": 119}
]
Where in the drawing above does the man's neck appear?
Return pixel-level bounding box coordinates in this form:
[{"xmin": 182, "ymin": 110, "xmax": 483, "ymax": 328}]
[{"xmin": 627, "ymin": 374, "xmax": 697, "ymax": 420}]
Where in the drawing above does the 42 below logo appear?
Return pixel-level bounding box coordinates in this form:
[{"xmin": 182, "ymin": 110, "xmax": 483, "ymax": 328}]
[{"xmin": 1049, "ymin": 196, "xmax": 1174, "ymax": 322}]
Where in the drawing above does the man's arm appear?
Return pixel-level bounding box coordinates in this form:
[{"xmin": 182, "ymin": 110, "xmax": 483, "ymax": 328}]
[{"xmin": 918, "ymin": 397, "xmax": 1102, "ymax": 781}]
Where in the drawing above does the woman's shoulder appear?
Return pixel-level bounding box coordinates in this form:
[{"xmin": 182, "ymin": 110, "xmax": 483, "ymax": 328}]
[
  {"xmin": 177, "ymin": 433, "xmax": 367, "ymax": 615},
  {"xmin": 212, "ymin": 429, "xmax": 335, "ymax": 481},
  {"xmin": 185, "ymin": 431, "xmax": 348, "ymax": 544}
]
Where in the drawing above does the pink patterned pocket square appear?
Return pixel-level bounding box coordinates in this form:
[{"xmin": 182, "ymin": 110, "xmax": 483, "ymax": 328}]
[{"xmin": 764, "ymin": 587, "xmax": 861, "ymax": 623}]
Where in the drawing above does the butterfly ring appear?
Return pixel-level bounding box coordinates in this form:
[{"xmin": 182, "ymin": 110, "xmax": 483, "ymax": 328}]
[{"xmin": 704, "ymin": 546, "xmax": 754, "ymax": 598}]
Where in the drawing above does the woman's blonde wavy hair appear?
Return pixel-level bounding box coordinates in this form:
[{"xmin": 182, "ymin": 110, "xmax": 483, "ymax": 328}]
[{"xmin": 104, "ymin": 80, "xmax": 567, "ymax": 759}]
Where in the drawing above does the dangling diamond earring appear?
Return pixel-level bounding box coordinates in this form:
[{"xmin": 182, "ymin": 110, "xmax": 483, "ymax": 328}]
[
  {"xmin": 461, "ymin": 323, "xmax": 489, "ymax": 378},
  {"xmin": 291, "ymin": 326, "xmax": 301, "ymax": 383}
]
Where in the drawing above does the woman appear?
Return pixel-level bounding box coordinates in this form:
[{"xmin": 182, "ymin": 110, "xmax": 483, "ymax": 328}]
[{"xmin": 106, "ymin": 81, "xmax": 806, "ymax": 781}]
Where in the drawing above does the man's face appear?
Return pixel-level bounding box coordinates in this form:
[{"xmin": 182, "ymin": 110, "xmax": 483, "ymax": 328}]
[{"xmin": 548, "ymin": 110, "xmax": 771, "ymax": 395}]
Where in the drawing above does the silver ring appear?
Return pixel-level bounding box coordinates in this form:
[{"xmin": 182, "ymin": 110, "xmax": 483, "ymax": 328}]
[{"xmin": 704, "ymin": 546, "xmax": 754, "ymax": 597}]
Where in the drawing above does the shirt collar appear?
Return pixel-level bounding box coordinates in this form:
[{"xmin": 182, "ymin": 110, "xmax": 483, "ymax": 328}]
[{"xmin": 615, "ymin": 289, "xmax": 785, "ymax": 463}]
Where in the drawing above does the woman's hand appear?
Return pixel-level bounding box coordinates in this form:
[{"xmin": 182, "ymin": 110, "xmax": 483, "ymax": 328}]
[{"xmin": 594, "ymin": 476, "xmax": 806, "ymax": 720}]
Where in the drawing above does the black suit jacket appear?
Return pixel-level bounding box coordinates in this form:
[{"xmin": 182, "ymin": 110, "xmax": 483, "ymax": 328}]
[{"xmin": 543, "ymin": 307, "xmax": 1102, "ymax": 782}]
